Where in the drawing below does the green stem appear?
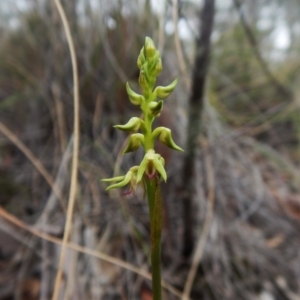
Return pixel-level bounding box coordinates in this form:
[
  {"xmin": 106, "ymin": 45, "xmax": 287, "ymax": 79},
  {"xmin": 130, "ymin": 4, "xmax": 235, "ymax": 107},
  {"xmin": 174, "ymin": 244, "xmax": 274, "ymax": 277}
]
[
  {"xmin": 142, "ymin": 92, "xmax": 155, "ymax": 151},
  {"xmin": 145, "ymin": 177, "xmax": 162, "ymax": 300}
]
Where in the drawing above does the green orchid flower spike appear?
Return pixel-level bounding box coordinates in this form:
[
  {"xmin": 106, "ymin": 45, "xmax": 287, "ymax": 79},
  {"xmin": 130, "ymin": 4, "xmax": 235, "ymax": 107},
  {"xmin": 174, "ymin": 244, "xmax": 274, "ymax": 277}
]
[
  {"xmin": 102, "ymin": 37, "xmax": 183, "ymax": 300},
  {"xmin": 103, "ymin": 36, "xmax": 183, "ymax": 191}
]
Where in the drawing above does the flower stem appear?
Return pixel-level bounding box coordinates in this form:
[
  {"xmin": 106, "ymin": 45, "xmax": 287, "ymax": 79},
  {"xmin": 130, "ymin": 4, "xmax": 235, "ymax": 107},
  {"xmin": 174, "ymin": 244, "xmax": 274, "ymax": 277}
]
[{"xmin": 145, "ymin": 177, "xmax": 162, "ymax": 300}]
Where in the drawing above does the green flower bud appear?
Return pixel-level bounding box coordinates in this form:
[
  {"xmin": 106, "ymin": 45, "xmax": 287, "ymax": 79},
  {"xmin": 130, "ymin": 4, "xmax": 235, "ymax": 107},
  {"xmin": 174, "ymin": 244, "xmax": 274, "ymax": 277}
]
[
  {"xmin": 137, "ymin": 47, "xmax": 145, "ymax": 69},
  {"xmin": 152, "ymin": 58, "xmax": 162, "ymax": 76},
  {"xmin": 153, "ymin": 78, "xmax": 178, "ymax": 99},
  {"xmin": 144, "ymin": 37, "xmax": 156, "ymax": 59},
  {"xmin": 148, "ymin": 51, "xmax": 160, "ymax": 68},
  {"xmin": 138, "ymin": 70, "xmax": 149, "ymax": 90},
  {"xmin": 123, "ymin": 133, "xmax": 144, "ymax": 154},
  {"xmin": 126, "ymin": 83, "xmax": 145, "ymax": 106},
  {"xmin": 152, "ymin": 127, "xmax": 183, "ymax": 152},
  {"xmin": 114, "ymin": 117, "xmax": 143, "ymax": 132},
  {"xmin": 137, "ymin": 150, "xmax": 167, "ymax": 183},
  {"xmin": 148, "ymin": 100, "xmax": 163, "ymax": 117},
  {"xmin": 146, "ymin": 51, "xmax": 162, "ymax": 78}
]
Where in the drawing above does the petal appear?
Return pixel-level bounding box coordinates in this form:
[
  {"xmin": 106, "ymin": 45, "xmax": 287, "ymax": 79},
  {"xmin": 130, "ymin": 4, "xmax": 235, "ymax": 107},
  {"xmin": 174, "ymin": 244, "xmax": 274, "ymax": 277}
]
[
  {"xmin": 153, "ymin": 155, "xmax": 167, "ymax": 182},
  {"xmin": 105, "ymin": 172, "xmax": 132, "ymax": 191},
  {"xmin": 136, "ymin": 155, "xmax": 148, "ymax": 183},
  {"xmin": 101, "ymin": 175, "xmax": 125, "ymax": 182}
]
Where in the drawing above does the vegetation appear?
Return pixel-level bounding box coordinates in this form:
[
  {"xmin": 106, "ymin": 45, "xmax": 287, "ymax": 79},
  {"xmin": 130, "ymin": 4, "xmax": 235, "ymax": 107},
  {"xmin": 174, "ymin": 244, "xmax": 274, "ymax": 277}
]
[{"xmin": 1, "ymin": 1, "xmax": 300, "ymax": 299}]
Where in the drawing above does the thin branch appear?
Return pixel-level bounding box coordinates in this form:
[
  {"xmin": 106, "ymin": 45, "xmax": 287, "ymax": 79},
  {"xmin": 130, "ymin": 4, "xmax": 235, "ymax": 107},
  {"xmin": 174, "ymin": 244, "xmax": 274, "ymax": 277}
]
[{"xmin": 51, "ymin": 0, "xmax": 80, "ymax": 299}]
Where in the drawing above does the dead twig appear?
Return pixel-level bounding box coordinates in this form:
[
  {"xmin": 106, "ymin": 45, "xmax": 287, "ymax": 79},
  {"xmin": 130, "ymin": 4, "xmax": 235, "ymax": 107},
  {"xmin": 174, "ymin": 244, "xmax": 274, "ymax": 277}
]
[{"xmin": 51, "ymin": 0, "xmax": 80, "ymax": 299}]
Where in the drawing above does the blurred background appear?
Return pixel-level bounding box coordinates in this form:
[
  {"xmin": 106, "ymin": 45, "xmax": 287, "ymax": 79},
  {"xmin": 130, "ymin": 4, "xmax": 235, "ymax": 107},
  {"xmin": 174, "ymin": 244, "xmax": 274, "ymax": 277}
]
[{"xmin": 1, "ymin": 0, "xmax": 300, "ymax": 299}]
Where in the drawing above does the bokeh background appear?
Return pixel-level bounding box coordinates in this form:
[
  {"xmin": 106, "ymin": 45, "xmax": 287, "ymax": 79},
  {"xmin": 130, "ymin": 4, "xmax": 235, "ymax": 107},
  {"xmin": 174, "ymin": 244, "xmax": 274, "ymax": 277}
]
[{"xmin": 1, "ymin": 0, "xmax": 300, "ymax": 299}]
